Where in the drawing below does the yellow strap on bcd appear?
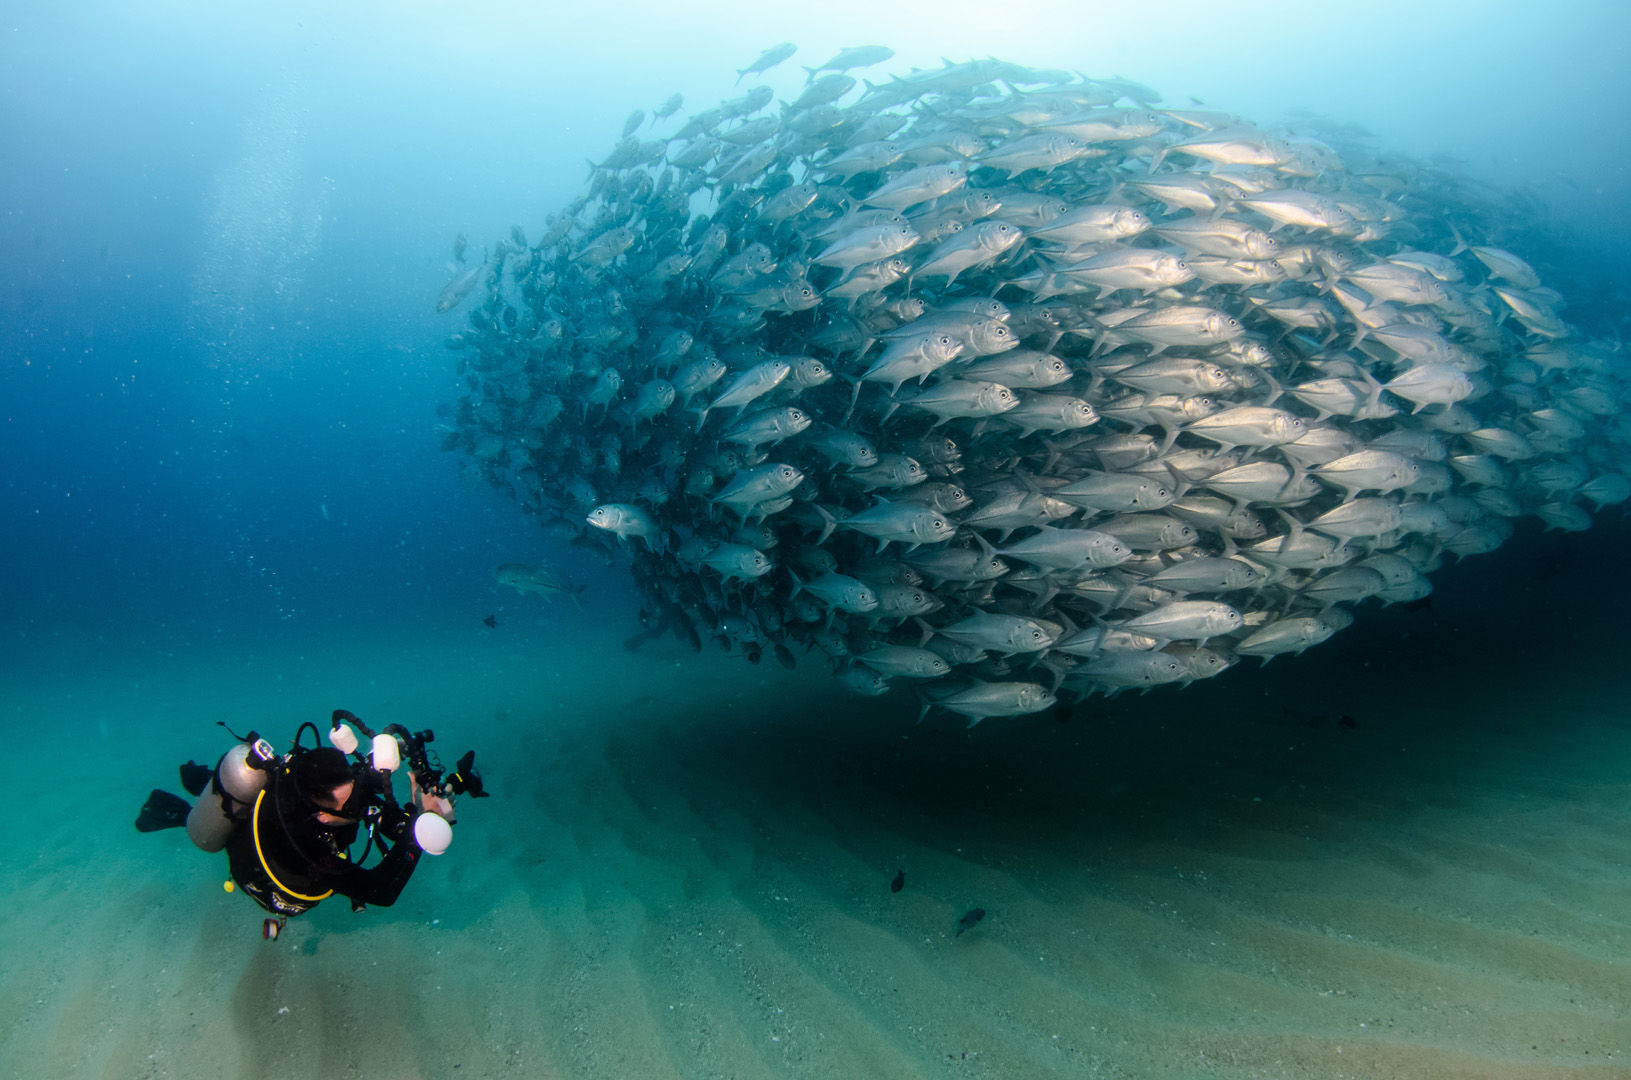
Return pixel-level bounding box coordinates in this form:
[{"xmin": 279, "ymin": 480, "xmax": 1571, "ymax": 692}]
[{"xmin": 251, "ymin": 789, "xmax": 334, "ymax": 903}]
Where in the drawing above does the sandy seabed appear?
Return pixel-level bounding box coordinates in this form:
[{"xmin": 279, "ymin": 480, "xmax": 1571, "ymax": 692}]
[{"xmin": 1, "ymin": 604, "xmax": 1626, "ymax": 1080}]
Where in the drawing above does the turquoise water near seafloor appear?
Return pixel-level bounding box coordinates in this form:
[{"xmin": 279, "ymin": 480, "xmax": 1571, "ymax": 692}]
[
  {"xmin": 4, "ymin": 2, "xmax": 1631, "ymax": 1077},
  {"xmin": 3, "ymin": 527, "xmax": 1628, "ymax": 1078}
]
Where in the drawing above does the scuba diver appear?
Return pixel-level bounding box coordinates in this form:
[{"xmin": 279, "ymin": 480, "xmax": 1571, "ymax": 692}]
[{"xmin": 136, "ymin": 709, "xmax": 487, "ymax": 940}]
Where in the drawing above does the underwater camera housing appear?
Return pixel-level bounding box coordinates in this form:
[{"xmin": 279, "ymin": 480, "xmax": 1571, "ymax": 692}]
[
  {"xmin": 328, "ymin": 710, "xmax": 488, "ymax": 800},
  {"xmin": 387, "ymin": 727, "xmax": 491, "ymax": 800}
]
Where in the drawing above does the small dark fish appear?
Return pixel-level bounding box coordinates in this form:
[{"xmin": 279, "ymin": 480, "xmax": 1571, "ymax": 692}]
[
  {"xmin": 1338, "ymin": 714, "xmax": 1357, "ymax": 729},
  {"xmin": 773, "ymin": 642, "xmax": 797, "ymax": 669},
  {"xmin": 483, "ymin": 613, "xmax": 498, "ymax": 628},
  {"xmin": 452, "ymin": 233, "xmax": 467, "ymax": 264},
  {"xmin": 955, "ymin": 908, "xmax": 985, "ymax": 936},
  {"xmin": 890, "ymin": 869, "xmax": 905, "ymax": 893},
  {"xmin": 1401, "ymin": 596, "xmax": 1433, "ymax": 613}
]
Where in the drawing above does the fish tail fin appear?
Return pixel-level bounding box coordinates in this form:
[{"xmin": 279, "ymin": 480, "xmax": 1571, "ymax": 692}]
[
  {"xmin": 1158, "ymin": 458, "xmax": 1190, "ymax": 499},
  {"xmin": 1039, "ymin": 657, "xmax": 1069, "ymax": 696},
  {"xmin": 1257, "ymin": 368, "xmax": 1284, "ymax": 408},
  {"xmin": 1354, "ymin": 363, "xmax": 1385, "ymax": 415},
  {"xmin": 813, "ymin": 503, "xmax": 838, "ymax": 546},
  {"xmin": 843, "ymin": 377, "xmax": 865, "ymax": 425},
  {"xmin": 912, "ymin": 615, "xmax": 936, "ymax": 648},
  {"xmin": 879, "ymin": 392, "xmax": 903, "ymax": 425},
  {"xmin": 1040, "ymin": 437, "xmax": 1065, "ymax": 476},
  {"xmin": 1447, "ymin": 221, "xmax": 1467, "ymax": 257}
]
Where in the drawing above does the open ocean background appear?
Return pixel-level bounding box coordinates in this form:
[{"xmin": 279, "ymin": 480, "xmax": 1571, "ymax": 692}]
[{"xmin": 2, "ymin": 3, "xmax": 1628, "ymax": 1078}]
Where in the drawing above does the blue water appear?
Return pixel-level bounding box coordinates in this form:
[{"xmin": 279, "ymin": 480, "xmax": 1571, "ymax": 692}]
[
  {"xmin": 4, "ymin": 4, "xmax": 1631, "ymax": 1078},
  {"xmin": 5, "ymin": 2, "xmax": 1630, "ymax": 653}
]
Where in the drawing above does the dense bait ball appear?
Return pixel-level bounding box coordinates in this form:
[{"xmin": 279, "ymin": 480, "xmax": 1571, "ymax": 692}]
[{"xmin": 437, "ymin": 54, "xmax": 1629, "ymax": 725}]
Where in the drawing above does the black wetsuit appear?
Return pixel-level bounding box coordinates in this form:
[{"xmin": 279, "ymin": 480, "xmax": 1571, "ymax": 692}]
[{"xmin": 224, "ymin": 768, "xmax": 423, "ymax": 918}]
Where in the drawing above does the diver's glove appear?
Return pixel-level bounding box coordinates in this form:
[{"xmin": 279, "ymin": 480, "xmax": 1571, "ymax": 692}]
[{"xmin": 369, "ymin": 803, "xmax": 414, "ymax": 844}]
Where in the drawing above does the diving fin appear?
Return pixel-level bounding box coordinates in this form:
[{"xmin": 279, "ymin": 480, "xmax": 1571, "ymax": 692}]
[
  {"xmin": 135, "ymin": 789, "xmax": 192, "ymax": 833},
  {"xmin": 179, "ymin": 760, "xmax": 213, "ymax": 797}
]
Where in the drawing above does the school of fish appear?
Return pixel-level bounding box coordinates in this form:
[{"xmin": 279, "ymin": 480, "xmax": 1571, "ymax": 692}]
[{"xmin": 435, "ymin": 46, "xmax": 1628, "ymax": 725}]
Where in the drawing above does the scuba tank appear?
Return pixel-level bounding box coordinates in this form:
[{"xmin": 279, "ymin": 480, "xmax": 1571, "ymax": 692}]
[{"xmin": 186, "ymin": 736, "xmax": 277, "ymax": 853}]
